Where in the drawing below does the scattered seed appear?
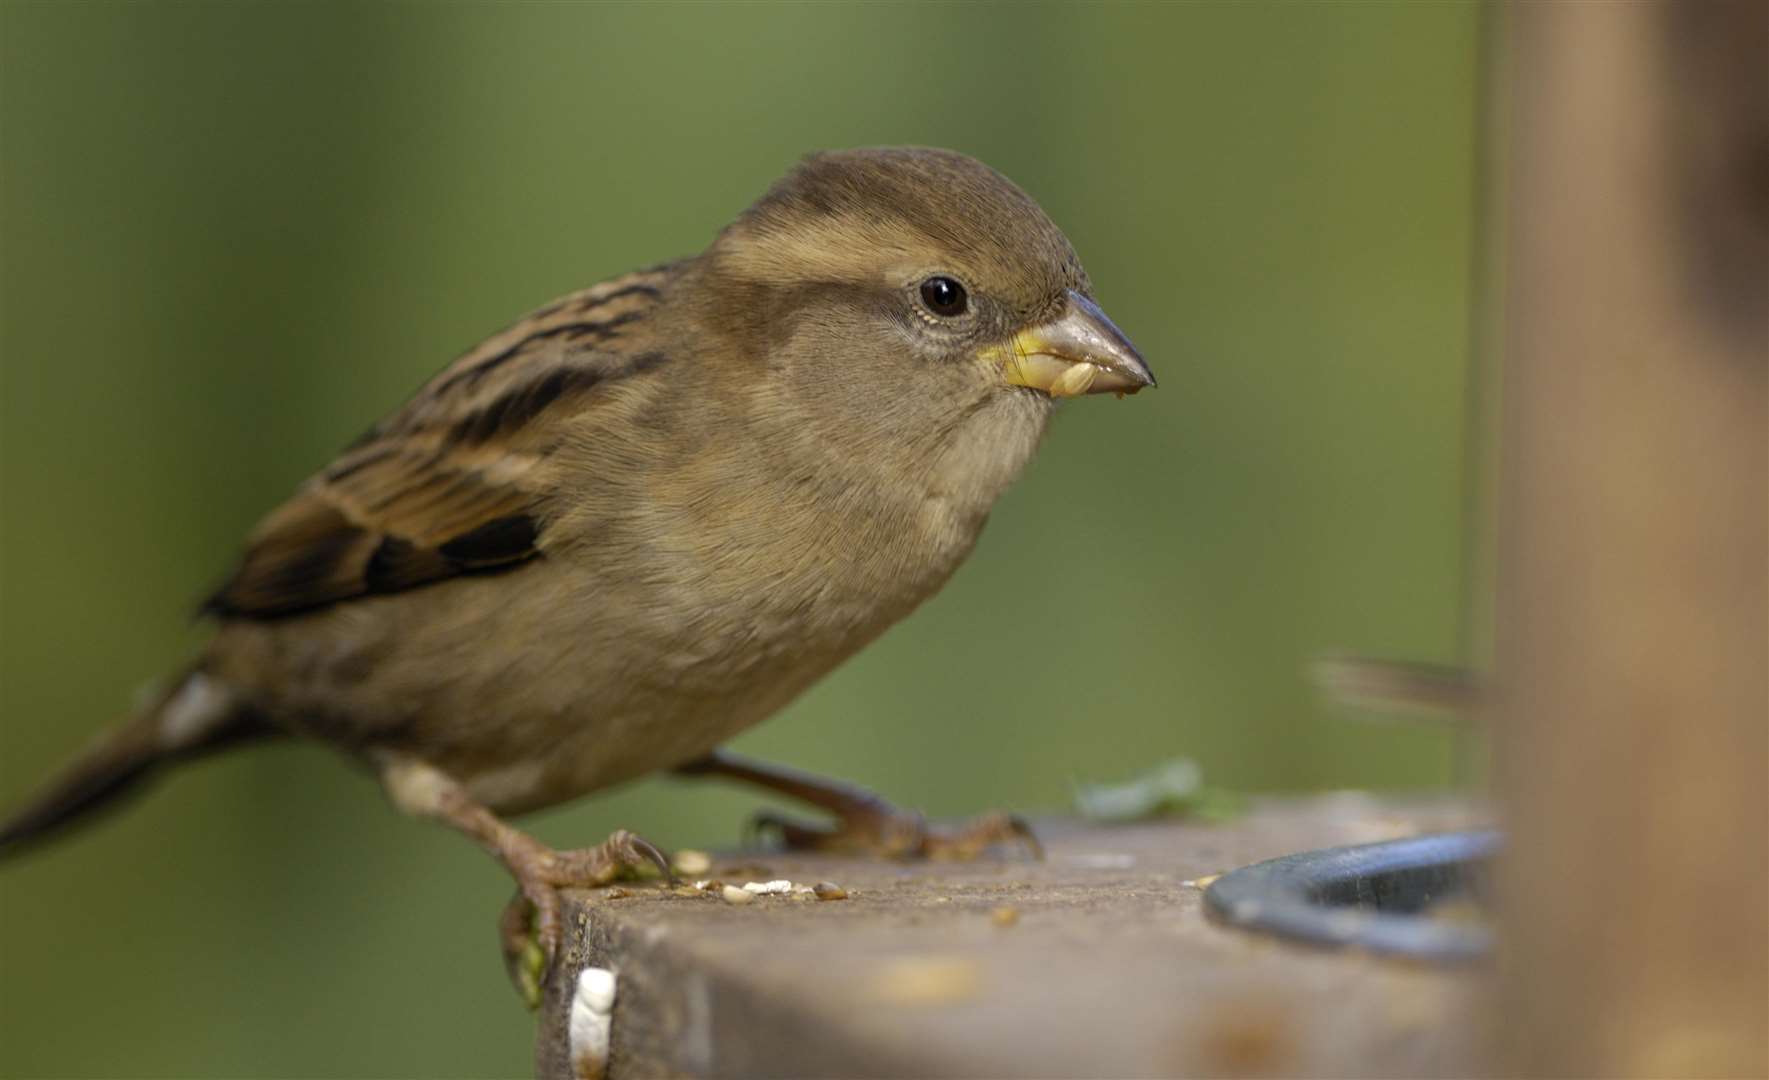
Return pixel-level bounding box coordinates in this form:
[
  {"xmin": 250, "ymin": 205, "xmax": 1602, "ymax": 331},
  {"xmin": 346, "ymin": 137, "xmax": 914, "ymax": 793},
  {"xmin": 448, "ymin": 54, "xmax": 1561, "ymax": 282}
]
[
  {"xmin": 742, "ymin": 879, "xmax": 793, "ymax": 895},
  {"xmin": 990, "ymin": 905, "xmax": 1020, "ymax": 928},
  {"xmin": 721, "ymin": 885, "xmax": 755, "ymax": 906},
  {"xmin": 813, "ymin": 881, "xmax": 848, "ymax": 901},
  {"xmin": 672, "ymin": 849, "xmax": 712, "ymax": 876}
]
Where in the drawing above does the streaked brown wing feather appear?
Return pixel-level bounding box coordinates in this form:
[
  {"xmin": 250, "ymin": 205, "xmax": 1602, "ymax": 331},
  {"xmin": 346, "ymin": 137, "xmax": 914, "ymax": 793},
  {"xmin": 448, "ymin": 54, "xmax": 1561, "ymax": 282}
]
[{"xmin": 204, "ymin": 267, "xmax": 676, "ymax": 619}]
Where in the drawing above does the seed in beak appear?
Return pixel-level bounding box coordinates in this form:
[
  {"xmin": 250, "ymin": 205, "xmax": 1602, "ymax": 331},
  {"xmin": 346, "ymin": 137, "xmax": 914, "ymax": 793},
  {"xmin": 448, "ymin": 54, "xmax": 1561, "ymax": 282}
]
[{"xmin": 1049, "ymin": 363, "xmax": 1098, "ymax": 398}]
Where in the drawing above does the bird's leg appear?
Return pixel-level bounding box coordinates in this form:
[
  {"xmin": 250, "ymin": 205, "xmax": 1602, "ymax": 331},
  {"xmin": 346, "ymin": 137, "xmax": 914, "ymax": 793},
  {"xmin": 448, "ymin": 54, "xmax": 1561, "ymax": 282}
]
[
  {"xmin": 378, "ymin": 757, "xmax": 670, "ymax": 1005},
  {"xmin": 675, "ymin": 748, "xmax": 1041, "ymax": 860}
]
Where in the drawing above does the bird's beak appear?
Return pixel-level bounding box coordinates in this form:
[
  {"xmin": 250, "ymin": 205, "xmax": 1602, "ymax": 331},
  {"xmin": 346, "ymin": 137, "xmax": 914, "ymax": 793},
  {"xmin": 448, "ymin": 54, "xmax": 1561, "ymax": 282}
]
[{"xmin": 985, "ymin": 290, "xmax": 1155, "ymax": 398}]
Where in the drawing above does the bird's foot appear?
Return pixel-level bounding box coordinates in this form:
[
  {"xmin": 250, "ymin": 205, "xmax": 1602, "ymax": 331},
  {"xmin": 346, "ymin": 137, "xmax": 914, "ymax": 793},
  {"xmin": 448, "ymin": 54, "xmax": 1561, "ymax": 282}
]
[
  {"xmin": 499, "ymin": 892, "xmax": 549, "ymax": 1010},
  {"xmin": 497, "ymin": 829, "xmax": 672, "ymax": 1008},
  {"xmin": 751, "ymin": 806, "xmax": 1042, "ymax": 861},
  {"xmin": 677, "ymin": 749, "xmax": 1042, "ymax": 862}
]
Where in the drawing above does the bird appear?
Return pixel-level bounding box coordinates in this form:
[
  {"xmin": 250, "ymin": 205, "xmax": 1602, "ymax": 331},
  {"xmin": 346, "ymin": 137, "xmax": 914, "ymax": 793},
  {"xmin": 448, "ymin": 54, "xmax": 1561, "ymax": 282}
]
[{"xmin": 0, "ymin": 146, "xmax": 1153, "ymax": 988}]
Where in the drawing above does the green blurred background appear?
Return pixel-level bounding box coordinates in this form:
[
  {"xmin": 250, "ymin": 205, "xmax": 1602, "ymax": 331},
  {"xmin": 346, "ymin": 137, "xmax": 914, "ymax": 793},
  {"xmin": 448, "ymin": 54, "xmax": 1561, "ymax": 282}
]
[{"xmin": 1, "ymin": 2, "xmax": 1478, "ymax": 1075}]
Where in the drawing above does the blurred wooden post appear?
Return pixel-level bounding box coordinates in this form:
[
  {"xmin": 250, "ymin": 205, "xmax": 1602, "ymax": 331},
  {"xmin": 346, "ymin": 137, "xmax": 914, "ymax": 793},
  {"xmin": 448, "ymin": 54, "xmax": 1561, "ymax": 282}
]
[{"xmin": 1494, "ymin": 3, "xmax": 1767, "ymax": 1077}]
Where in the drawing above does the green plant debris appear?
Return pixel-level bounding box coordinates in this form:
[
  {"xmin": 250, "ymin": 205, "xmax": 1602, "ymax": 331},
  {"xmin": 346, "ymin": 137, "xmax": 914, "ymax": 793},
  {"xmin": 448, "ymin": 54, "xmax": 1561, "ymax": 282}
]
[{"xmin": 1073, "ymin": 758, "xmax": 1246, "ymax": 823}]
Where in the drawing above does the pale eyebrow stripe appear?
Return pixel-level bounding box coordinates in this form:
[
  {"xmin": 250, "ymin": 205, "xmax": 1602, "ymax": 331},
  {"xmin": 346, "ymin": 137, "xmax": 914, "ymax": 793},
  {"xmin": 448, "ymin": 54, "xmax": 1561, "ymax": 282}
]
[{"xmin": 721, "ymin": 215, "xmax": 925, "ymax": 287}]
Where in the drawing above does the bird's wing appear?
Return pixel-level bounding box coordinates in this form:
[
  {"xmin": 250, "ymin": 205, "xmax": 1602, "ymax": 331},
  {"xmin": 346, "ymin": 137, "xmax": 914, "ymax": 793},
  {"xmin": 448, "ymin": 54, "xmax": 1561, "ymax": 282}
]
[{"xmin": 204, "ymin": 267, "xmax": 676, "ymax": 619}]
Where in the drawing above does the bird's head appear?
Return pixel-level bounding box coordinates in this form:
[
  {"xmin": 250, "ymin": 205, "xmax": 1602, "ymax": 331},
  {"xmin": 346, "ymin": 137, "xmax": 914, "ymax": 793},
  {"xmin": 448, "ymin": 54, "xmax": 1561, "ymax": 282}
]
[
  {"xmin": 686, "ymin": 147, "xmax": 1152, "ymax": 512},
  {"xmin": 700, "ymin": 147, "xmax": 1153, "ymax": 407}
]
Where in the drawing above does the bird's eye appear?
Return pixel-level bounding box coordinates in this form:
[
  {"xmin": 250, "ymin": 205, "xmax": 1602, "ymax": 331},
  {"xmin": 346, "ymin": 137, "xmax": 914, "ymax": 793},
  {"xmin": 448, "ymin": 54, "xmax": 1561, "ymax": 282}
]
[{"xmin": 918, "ymin": 276, "xmax": 968, "ymax": 317}]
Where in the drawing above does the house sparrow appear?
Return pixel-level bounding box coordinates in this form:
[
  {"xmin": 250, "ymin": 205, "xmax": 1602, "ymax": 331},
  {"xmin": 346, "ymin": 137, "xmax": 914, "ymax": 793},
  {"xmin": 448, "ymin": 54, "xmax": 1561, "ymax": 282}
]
[{"xmin": 0, "ymin": 147, "xmax": 1152, "ymax": 980}]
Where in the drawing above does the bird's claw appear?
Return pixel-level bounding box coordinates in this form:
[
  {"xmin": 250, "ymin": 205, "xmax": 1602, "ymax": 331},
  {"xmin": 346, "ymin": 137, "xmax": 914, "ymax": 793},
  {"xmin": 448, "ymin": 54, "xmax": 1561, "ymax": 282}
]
[
  {"xmin": 497, "ymin": 828, "xmax": 674, "ymax": 1006},
  {"xmin": 747, "ymin": 807, "xmax": 1042, "ymax": 861},
  {"xmin": 570, "ymin": 829, "xmax": 674, "ymax": 885},
  {"xmin": 498, "ymin": 892, "xmax": 548, "ymax": 1011}
]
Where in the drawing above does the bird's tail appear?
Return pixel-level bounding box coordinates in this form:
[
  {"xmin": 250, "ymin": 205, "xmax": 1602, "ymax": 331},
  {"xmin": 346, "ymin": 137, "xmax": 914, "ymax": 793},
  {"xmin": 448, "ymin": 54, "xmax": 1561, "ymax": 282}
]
[{"xmin": 0, "ymin": 666, "xmax": 274, "ymax": 859}]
